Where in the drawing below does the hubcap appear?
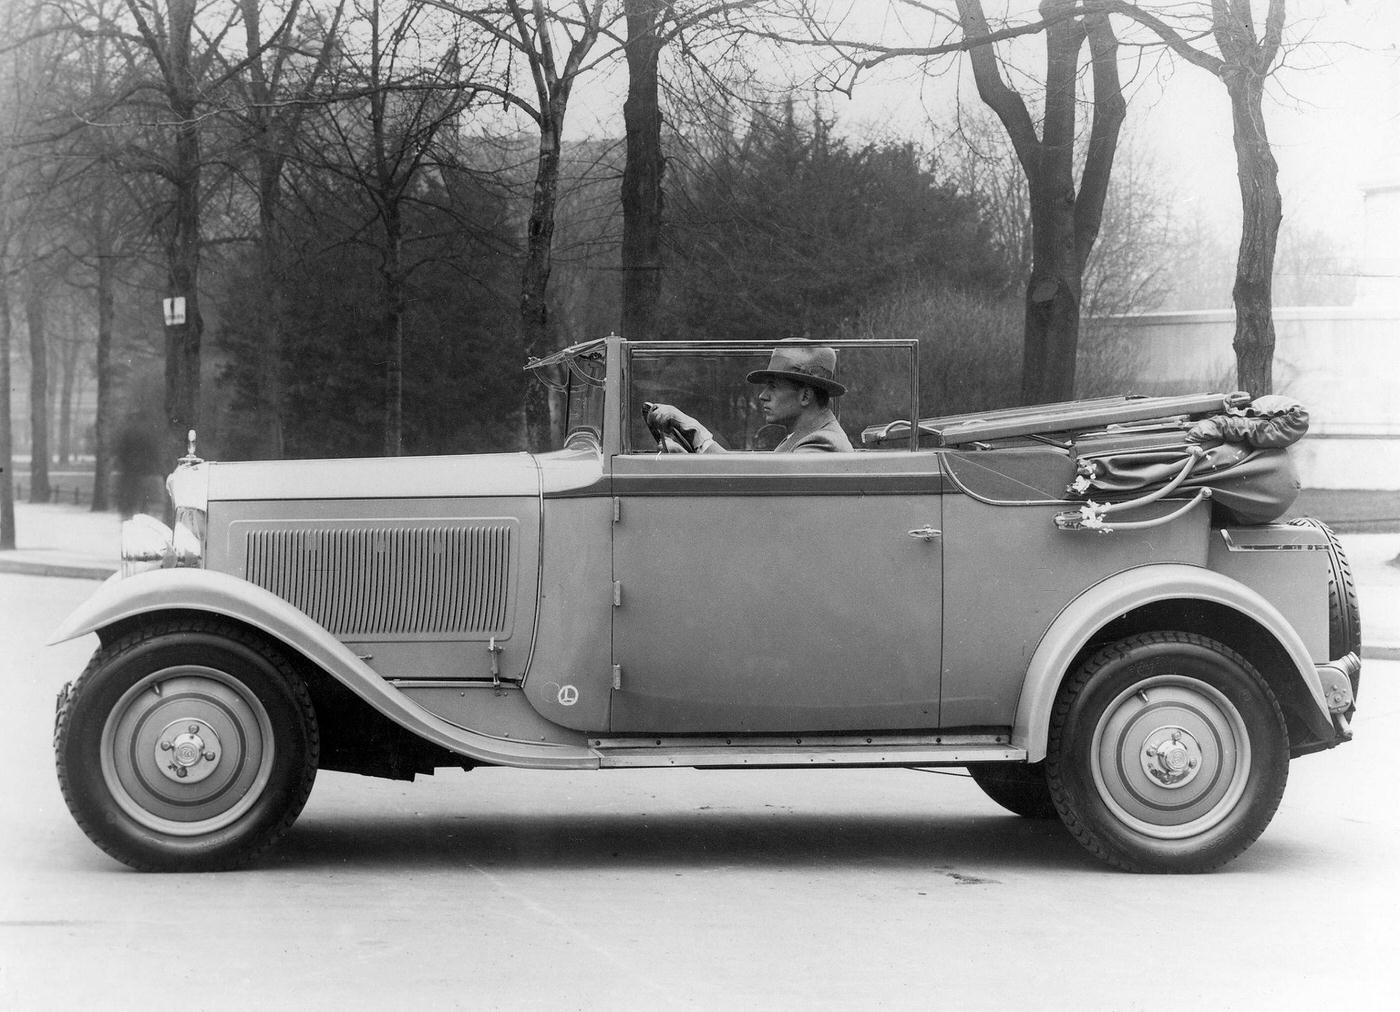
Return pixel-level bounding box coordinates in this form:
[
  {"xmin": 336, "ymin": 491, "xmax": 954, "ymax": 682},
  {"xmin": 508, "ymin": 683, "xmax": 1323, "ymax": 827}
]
[
  {"xmin": 1140, "ymin": 726, "xmax": 1203, "ymax": 788},
  {"xmin": 1091, "ymin": 674, "xmax": 1251, "ymax": 840},
  {"xmin": 155, "ymin": 720, "xmax": 223, "ymax": 785},
  {"xmin": 100, "ymin": 667, "xmax": 275, "ymax": 837}
]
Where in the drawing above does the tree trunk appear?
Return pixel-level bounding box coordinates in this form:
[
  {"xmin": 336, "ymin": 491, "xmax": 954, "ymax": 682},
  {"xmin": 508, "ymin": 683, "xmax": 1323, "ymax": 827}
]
[
  {"xmin": 1226, "ymin": 72, "xmax": 1281, "ymax": 395},
  {"xmin": 257, "ymin": 169, "xmax": 287, "ymax": 457},
  {"xmin": 0, "ymin": 280, "xmax": 15, "ymax": 548},
  {"xmin": 382, "ymin": 211, "xmax": 405, "ymax": 457},
  {"xmin": 1019, "ymin": 5, "xmax": 1086, "ymax": 405},
  {"xmin": 621, "ymin": 0, "xmax": 666, "ymax": 341},
  {"xmin": 520, "ymin": 122, "xmax": 563, "ymax": 447},
  {"xmin": 25, "ymin": 281, "xmax": 50, "ymax": 503},
  {"xmin": 58, "ymin": 330, "xmax": 76, "ymax": 467},
  {"xmin": 91, "ymin": 248, "xmax": 115, "ymax": 511},
  {"xmin": 163, "ymin": 0, "xmax": 205, "ymax": 465}
]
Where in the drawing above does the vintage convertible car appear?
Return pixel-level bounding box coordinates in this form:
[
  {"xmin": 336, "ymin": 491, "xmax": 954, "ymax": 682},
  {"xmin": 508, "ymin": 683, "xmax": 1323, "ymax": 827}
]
[{"xmin": 51, "ymin": 337, "xmax": 1360, "ymax": 873}]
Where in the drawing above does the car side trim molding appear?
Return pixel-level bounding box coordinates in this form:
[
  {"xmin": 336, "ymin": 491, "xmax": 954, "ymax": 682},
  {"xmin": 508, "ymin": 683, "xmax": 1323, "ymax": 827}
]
[
  {"xmin": 49, "ymin": 569, "xmax": 600, "ymax": 771},
  {"xmin": 1012, "ymin": 564, "xmax": 1331, "ymax": 763},
  {"xmin": 609, "ymin": 471, "xmax": 950, "ymax": 497},
  {"xmin": 591, "ymin": 735, "xmax": 1023, "ymax": 769}
]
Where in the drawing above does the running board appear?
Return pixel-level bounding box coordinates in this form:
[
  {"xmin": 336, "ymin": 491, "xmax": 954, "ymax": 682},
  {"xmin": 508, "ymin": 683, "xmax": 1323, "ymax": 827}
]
[{"xmin": 590, "ymin": 733, "xmax": 1025, "ymax": 770}]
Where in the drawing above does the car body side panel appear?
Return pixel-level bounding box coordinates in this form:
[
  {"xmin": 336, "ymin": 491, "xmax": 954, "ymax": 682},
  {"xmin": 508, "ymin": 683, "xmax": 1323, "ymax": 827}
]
[
  {"xmin": 1011, "ymin": 564, "xmax": 1329, "ymax": 762},
  {"xmin": 939, "ymin": 491, "xmax": 1210, "ymax": 728},
  {"xmin": 521, "ymin": 495, "xmax": 616, "ymax": 731},
  {"xmin": 48, "ymin": 568, "xmax": 598, "ymax": 769},
  {"xmin": 609, "ymin": 451, "xmax": 944, "ymax": 734},
  {"xmin": 210, "ymin": 496, "xmax": 539, "ymax": 683}
]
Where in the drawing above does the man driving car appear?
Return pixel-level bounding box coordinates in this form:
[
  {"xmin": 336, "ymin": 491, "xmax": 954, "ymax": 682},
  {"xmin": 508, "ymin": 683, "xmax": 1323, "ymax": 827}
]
[{"xmin": 644, "ymin": 339, "xmax": 853, "ymax": 453}]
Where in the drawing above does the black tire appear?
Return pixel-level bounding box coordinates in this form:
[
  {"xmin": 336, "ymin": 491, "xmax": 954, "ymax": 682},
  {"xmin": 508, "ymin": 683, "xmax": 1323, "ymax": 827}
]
[
  {"xmin": 54, "ymin": 619, "xmax": 319, "ymax": 872},
  {"xmin": 1046, "ymin": 632, "xmax": 1289, "ymax": 873},
  {"xmin": 966, "ymin": 762, "xmax": 1059, "ymax": 820}
]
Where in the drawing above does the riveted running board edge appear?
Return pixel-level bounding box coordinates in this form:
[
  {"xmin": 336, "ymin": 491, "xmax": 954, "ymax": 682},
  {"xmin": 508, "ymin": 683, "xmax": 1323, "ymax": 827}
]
[{"xmin": 590, "ymin": 735, "xmax": 1025, "ymax": 769}]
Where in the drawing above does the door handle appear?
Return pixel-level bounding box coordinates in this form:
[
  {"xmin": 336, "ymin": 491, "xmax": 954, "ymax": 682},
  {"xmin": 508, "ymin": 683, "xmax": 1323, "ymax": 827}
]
[{"xmin": 907, "ymin": 525, "xmax": 942, "ymax": 542}]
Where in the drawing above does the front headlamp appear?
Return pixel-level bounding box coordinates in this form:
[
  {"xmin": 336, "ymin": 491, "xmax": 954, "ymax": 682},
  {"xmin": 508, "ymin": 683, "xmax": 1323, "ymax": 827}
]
[{"xmin": 119, "ymin": 430, "xmax": 209, "ymax": 577}]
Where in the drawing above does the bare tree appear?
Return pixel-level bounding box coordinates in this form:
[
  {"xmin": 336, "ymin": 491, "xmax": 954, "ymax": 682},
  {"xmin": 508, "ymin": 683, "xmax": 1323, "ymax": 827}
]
[
  {"xmin": 773, "ymin": 0, "xmax": 1125, "ymax": 404},
  {"xmin": 51, "ymin": 0, "xmax": 158, "ymax": 511},
  {"xmin": 616, "ymin": 1, "xmax": 754, "ymax": 341},
  {"xmin": 433, "ymin": 0, "xmax": 621, "ymax": 441},
  {"xmin": 1, "ymin": 0, "xmax": 74, "ymax": 518},
  {"xmin": 307, "ymin": 0, "xmax": 481, "ymax": 455},
  {"xmin": 956, "ymin": 0, "xmax": 1124, "ymax": 404},
  {"xmin": 1094, "ymin": 0, "xmax": 1289, "ymax": 394},
  {"xmin": 226, "ymin": 0, "xmax": 344, "ymax": 457}
]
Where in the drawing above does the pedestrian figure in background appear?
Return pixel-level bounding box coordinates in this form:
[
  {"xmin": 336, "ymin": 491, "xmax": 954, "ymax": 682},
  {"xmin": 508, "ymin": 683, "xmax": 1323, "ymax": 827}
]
[{"xmin": 113, "ymin": 421, "xmax": 164, "ymax": 519}]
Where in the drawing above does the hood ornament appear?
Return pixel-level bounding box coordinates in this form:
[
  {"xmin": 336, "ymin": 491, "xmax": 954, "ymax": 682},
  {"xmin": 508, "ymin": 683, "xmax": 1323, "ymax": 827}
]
[{"xmin": 179, "ymin": 429, "xmax": 203, "ymax": 467}]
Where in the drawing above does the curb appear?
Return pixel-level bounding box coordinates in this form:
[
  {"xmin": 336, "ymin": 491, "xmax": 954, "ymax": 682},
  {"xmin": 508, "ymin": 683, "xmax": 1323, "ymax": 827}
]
[
  {"xmin": 0, "ymin": 560, "xmax": 116, "ymax": 581},
  {"xmin": 1363, "ymin": 645, "xmax": 1400, "ymax": 662}
]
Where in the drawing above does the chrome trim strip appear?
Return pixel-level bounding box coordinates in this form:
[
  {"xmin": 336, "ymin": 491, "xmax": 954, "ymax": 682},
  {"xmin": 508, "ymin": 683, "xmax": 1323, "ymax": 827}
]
[
  {"xmin": 594, "ymin": 741, "xmax": 1026, "ymax": 769},
  {"xmin": 1220, "ymin": 530, "xmax": 1327, "ymax": 551},
  {"xmin": 608, "ymin": 471, "xmax": 949, "ymax": 497},
  {"xmin": 592, "ymin": 732, "xmax": 1008, "ymax": 749}
]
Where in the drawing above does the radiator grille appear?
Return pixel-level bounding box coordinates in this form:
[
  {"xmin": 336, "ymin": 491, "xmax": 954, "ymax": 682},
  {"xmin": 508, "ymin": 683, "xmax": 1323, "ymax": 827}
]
[{"xmin": 245, "ymin": 523, "xmax": 515, "ymax": 638}]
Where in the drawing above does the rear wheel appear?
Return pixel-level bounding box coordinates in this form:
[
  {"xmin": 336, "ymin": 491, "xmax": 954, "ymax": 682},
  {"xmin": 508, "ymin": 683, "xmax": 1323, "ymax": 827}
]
[
  {"xmin": 966, "ymin": 762, "xmax": 1059, "ymax": 820},
  {"xmin": 55, "ymin": 620, "xmax": 318, "ymax": 871},
  {"xmin": 1046, "ymin": 632, "xmax": 1288, "ymax": 873}
]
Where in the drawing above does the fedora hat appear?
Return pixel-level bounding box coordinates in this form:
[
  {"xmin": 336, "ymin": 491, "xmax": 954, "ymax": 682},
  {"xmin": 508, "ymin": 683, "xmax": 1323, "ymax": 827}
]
[{"xmin": 745, "ymin": 339, "xmax": 846, "ymax": 396}]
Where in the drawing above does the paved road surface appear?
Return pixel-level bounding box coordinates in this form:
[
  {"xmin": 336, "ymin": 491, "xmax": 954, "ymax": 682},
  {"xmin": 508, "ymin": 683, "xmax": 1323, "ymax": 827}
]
[{"xmin": 2, "ymin": 573, "xmax": 1397, "ymax": 1010}]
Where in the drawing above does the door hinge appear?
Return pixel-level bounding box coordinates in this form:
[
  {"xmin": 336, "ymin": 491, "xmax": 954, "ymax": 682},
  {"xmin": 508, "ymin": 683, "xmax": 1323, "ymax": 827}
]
[
  {"xmin": 612, "ymin": 664, "xmax": 623, "ymax": 690},
  {"xmin": 487, "ymin": 636, "xmax": 503, "ymax": 687},
  {"xmin": 613, "ymin": 580, "xmax": 622, "ymax": 607},
  {"xmin": 613, "ymin": 497, "xmax": 622, "ymax": 523}
]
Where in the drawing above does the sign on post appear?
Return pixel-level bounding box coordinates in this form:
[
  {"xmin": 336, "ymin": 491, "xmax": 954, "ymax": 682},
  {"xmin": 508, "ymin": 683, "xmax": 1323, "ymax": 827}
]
[{"xmin": 163, "ymin": 297, "xmax": 186, "ymax": 326}]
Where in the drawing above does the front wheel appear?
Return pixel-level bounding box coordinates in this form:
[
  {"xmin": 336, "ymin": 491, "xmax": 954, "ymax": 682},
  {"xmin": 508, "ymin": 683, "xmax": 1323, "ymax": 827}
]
[
  {"xmin": 1046, "ymin": 632, "xmax": 1288, "ymax": 873},
  {"xmin": 55, "ymin": 620, "xmax": 319, "ymax": 871}
]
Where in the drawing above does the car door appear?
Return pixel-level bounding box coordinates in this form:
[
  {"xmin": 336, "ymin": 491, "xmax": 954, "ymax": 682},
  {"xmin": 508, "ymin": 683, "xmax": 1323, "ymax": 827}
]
[{"xmin": 609, "ymin": 450, "xmax": 944, "ymax": 734}]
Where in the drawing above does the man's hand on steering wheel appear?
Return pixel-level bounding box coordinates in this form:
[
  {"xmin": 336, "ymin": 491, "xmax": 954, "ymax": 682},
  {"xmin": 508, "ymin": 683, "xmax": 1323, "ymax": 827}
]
[{"xmin": 642, "ymin": 402, "xmax": 714, "ymax": 453}]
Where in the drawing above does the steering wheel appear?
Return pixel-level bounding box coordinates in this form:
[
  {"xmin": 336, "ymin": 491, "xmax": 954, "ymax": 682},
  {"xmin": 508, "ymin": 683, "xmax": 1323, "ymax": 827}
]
[{"xmin": 641, "ymin": 402, "xmax": 697, "ymax": 453}]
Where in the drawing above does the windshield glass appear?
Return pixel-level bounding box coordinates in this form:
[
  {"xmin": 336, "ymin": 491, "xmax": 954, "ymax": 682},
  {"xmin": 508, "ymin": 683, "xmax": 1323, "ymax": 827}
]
[
  {"xmin": 527, "ymin": 341, "xmax": 606, "ymax": 452},
  {"xmin": 624, "ymin": 341, "xmax": 917, "ymax": 453}
]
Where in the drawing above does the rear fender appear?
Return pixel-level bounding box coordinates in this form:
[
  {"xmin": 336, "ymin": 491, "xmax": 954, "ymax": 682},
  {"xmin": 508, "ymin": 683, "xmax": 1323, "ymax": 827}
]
[
  {"xmin": 1013, "ymin": 564, "xmax": 1330, "ymax": 762},
  {"xmin": 50, "ymin": 568, "xmax": 598, "ymax": 770}
]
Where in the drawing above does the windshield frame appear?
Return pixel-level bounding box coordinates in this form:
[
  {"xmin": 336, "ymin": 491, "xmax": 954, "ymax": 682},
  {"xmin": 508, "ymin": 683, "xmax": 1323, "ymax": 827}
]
[{"xmin": 525, "ymin": 339, "xmax": 609, "ymax": 453}]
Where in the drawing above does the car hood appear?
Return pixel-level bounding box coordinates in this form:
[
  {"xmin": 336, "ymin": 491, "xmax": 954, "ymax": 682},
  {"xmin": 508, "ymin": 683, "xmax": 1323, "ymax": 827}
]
[{"xmin": 204, "ymin": 452, "xmax": 541, "ymax": 501}]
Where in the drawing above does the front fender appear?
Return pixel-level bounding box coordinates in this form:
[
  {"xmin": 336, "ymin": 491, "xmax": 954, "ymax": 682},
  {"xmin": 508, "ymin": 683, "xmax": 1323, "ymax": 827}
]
[
  {"xmin": 51, "ymin": 568, "xmax": 599, "ymax": 770},
  {"xmin": 1012, "ymin": 564, "xmax": 1329, "ymax": 762}
]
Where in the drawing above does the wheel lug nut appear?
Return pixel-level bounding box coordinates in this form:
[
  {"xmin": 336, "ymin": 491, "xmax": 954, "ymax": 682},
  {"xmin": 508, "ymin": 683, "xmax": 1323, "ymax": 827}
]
[
  {"xmin": 188, "ymin": 724, "xmax": 200, "ymax": 734},
  {"xmin": 159, "ymin": 740, "xmax": 173, "ymax": 751}
]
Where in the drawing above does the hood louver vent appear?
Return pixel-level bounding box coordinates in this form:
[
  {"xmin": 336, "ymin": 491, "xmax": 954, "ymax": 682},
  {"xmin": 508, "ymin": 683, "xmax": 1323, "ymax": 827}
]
[{"xmin": 245, "ymin": 523, "xmax": 515, "ymax": 639}]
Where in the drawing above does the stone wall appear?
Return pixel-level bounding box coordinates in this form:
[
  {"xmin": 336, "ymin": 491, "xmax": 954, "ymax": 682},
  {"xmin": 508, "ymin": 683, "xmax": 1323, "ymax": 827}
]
[{"xmin": 1083, "ymin": 306, "xmax": 1400, "ymax": 489}]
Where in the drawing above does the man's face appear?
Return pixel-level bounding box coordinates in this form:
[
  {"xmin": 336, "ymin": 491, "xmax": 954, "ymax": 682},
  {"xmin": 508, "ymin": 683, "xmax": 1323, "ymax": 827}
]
[{"xmin": 758, "ymin": 378, "xmax": 806, "ymax": 427}]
